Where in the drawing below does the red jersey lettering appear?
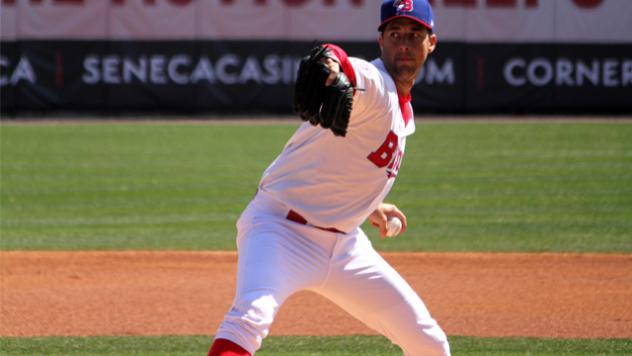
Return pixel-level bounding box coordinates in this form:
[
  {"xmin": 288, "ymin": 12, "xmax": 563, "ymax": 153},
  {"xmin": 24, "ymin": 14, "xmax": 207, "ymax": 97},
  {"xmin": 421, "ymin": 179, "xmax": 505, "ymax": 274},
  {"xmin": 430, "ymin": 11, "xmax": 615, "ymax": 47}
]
[
  {"xmin": 386, "ymin": 149, "xmax": 404, "ymax": 178},
  {"xmin": 367, "ymin": 131, "xmax": 398, "ymax": 168}
]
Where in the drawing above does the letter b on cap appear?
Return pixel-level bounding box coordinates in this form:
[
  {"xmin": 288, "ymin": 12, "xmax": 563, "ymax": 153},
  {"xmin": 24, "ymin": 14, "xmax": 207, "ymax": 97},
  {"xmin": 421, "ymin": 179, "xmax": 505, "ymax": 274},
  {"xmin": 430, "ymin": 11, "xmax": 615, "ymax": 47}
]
[{"xmin": 395, "ymin": 0, "xmax": 413, "ymax": 12}]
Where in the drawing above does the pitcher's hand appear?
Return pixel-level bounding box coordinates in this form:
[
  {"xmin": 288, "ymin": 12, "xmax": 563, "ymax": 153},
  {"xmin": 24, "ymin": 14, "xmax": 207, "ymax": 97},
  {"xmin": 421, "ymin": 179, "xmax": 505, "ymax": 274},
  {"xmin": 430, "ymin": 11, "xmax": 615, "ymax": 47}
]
[{"xmin": 368, "ymin": 203, "xmax": 407, "ymax": 238}]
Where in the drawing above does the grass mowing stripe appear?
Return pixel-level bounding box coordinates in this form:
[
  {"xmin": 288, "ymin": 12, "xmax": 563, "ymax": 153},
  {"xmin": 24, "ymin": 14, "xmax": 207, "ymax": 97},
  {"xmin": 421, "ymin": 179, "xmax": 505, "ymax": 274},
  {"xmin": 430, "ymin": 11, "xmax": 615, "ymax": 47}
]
[
  {"xmin": 1, "ymin": 335, "xmax": 630, "ymax": 355},
  {"xmin": 1, "ymin": 122, "xmax": 631, "ymax": 252},
  {"xmin": 1, "ymin": 124, "xmax": 290, "ymax": 251}
]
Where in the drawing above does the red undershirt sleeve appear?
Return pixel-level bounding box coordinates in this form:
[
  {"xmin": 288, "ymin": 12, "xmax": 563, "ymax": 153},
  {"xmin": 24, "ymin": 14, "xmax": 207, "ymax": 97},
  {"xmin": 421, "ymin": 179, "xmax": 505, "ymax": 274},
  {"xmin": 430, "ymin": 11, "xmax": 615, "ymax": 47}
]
[{"xmin": 323, "ymin": 43, "xmax": 357, "ymax": 89}]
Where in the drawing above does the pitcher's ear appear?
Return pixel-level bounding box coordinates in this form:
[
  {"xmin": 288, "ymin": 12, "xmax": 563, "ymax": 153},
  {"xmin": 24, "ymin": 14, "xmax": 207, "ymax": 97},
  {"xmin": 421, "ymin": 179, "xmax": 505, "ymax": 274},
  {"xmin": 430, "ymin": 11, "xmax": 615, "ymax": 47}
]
[{"xmin": 428, "ymin": 33, "xmax": 438, "ymax": 53}]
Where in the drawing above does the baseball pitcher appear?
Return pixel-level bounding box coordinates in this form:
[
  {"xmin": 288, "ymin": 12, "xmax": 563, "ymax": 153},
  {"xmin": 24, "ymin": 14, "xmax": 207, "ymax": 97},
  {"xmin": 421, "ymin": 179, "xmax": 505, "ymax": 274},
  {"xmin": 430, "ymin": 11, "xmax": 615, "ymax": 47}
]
[{"xmin": 208, "ymin": 1, "xmax": 449, "ymax": 355}]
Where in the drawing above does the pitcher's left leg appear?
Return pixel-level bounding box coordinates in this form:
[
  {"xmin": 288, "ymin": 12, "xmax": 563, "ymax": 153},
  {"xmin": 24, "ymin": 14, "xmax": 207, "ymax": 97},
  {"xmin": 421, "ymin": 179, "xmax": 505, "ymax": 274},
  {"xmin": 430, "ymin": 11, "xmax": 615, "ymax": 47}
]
[{"xmin": 316, "ymin": 231, "xmax": 450, "ymax": 356}]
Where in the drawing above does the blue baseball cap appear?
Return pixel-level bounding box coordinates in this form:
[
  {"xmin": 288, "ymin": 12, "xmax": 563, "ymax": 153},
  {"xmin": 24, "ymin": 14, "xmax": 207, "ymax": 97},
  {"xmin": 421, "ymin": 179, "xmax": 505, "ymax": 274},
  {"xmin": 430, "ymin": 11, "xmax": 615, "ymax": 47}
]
[{"xmin": 378, "ymin": 0, "xmax": 434, "ymax": 32}]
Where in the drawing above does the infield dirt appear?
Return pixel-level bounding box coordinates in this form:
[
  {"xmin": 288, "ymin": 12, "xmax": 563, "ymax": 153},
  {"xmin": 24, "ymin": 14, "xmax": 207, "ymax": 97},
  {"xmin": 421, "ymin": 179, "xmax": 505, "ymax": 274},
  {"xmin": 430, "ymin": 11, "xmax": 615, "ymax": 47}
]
[{"xmin": 1, "ymin": 252, "xmax": 631, "ymax": 339}]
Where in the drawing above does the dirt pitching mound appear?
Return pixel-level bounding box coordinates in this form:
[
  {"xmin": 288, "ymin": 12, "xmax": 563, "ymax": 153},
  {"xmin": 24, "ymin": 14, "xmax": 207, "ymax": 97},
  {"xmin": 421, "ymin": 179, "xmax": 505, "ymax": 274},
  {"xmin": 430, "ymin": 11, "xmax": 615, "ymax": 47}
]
[{"xmin": 1, "ymin": 251, "xmax": 631, "ymax": 339}]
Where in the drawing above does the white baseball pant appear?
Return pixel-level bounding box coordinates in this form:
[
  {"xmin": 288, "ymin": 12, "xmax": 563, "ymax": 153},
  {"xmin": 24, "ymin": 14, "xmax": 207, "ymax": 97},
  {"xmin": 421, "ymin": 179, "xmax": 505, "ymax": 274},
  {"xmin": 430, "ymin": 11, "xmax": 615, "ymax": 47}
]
[{"xmin": 214, "ymin": 192, "xmax": 450, "ymax": 355}]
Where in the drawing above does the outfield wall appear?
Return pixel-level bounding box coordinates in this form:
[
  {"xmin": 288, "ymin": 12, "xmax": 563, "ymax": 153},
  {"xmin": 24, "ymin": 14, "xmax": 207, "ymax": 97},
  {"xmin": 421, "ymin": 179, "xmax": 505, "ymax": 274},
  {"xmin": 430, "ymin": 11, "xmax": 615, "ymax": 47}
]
[{"xmin": 1, "ymin": 0, "xmax": 631, "ymax": 115}]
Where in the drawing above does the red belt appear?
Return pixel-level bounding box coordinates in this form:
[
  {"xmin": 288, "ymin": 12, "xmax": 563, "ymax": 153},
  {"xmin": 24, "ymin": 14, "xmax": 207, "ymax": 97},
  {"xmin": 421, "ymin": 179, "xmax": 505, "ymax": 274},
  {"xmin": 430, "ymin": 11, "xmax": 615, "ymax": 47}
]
[{"xmin": 286, "ymin": 210, "xmax": 344, "ymax": 234}]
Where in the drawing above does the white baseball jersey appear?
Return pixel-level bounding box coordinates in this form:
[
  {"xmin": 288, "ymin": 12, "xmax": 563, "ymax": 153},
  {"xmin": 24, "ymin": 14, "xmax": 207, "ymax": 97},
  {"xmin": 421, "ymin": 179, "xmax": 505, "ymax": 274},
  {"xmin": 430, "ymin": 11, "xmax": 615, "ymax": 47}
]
[
  {"xmin": 215, "ymin": 51, "xmax": 450, "ymax": 356},
  {"xmin": 258, "ymin": 57, "xmax": 415, "ymax": 233}
]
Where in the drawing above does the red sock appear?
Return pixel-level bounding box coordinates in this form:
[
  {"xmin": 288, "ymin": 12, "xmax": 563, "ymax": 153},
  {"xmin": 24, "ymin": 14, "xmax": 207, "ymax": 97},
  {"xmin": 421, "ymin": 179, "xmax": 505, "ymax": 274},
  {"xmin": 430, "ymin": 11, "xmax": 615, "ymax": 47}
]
[{"xmin": 208, "ymin": 338, "xmax": 251, "ymax": 356}]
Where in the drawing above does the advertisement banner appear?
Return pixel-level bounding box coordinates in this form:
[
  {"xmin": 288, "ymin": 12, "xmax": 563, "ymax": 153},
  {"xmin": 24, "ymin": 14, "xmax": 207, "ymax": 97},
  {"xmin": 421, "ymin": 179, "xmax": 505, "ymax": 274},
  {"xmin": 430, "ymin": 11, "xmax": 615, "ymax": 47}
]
[
  {"xmin": 2, "ymin": 39, "xmax": 630, "ymax": 114},
  {"xmin": 0, "ymin": 41, "xmax": 16, "ymax": 113},
  {"xmin": 1, "ymin": 0, "xmax": 631, "ymax": 115}
]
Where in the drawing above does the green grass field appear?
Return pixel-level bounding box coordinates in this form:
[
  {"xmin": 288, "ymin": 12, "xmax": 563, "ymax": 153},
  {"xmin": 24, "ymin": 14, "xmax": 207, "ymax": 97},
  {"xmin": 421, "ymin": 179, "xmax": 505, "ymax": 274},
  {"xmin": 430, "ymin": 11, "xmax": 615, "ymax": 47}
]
[
  {"xmin": 1, "ymin": 120, "xmax": 631, "ymax": 355},
  {"xmin": 1, "ymin": 121, "xmax": 631, "ymax": 252},
  {"xmin": 1, "ymin": 335, "xmax": 630, "ymax": 355}
]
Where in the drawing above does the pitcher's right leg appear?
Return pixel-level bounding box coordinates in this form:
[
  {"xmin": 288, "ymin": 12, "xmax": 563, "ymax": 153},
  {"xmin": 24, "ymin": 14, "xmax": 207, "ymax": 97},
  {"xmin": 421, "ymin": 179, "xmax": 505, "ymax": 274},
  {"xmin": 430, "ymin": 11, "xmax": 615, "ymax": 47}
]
[
  {"xmin": 211, "ymin": 226, "xmax": 290, "ymax": 355},
  {"xmin": 211, "ymin": 203, "xmax": 337, "ymax": 354},
  {"xmin": 213, "ymin": 291, "xmax": 280, "ymax": 355},
  {"xmin": 208, "ymin": 338, "xmax": 250, "ymax": 356}
]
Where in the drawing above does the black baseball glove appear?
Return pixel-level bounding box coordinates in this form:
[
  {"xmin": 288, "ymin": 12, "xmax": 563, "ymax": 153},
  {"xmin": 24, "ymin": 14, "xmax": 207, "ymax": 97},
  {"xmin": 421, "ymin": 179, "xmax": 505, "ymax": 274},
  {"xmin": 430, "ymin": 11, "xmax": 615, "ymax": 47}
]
[{"xmin": 294, "ymin": 45, "xmax": 354, "ymax": 137}]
